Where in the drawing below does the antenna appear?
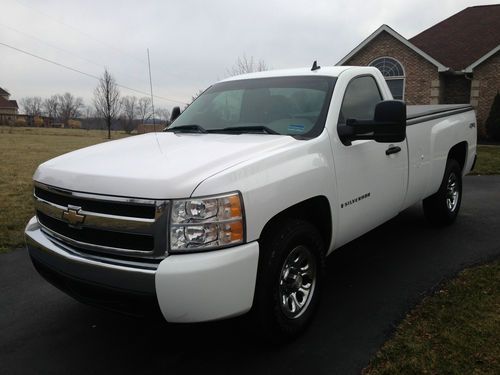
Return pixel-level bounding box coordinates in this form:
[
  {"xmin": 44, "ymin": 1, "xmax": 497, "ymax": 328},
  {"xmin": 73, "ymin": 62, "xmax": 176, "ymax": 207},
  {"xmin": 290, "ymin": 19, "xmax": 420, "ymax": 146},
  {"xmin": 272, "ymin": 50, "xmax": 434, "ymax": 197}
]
[
  {"xmin": 311, "ymin": 60, "xmax": 321, "ymax": 71},
  {"xmin": 147, "ymin": 48, "xmax": 156, "ymax": 131},
  {"xmin": 147, "ymin": 48, "xmax": 162, "ymax": 153}
]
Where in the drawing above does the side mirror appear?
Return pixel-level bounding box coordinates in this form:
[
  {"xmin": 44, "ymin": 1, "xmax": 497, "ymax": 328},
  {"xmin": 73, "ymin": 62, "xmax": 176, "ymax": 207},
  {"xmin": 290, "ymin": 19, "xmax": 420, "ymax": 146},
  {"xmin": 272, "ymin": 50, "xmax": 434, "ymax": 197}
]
[
  {"xmin": 339, "ymin": 100, "xmax": 406, "ymax": 144},
  {"xmin": 170, "ymin": 106, "xmax": 181, "ymax": 122}
]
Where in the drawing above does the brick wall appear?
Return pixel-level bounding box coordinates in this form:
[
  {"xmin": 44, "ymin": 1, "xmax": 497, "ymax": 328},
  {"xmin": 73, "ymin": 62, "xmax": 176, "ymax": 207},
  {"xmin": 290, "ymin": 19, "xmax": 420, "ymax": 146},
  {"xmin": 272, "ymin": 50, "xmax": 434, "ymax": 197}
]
[
  {"xmin": 472, "ymin": 51, "xmax": 500, "ymax": 138},
  {"xmin": 342, "ymin": 31, "xmax": 439, "ymax": 105}
]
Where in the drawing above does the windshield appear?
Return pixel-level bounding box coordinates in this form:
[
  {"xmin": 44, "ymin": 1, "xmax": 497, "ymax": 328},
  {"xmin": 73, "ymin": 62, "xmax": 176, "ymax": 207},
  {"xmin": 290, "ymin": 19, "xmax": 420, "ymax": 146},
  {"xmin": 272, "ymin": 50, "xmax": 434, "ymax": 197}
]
[{"xmin": 168, "ymin": 76, "xmax": 336, "ymax": 138}]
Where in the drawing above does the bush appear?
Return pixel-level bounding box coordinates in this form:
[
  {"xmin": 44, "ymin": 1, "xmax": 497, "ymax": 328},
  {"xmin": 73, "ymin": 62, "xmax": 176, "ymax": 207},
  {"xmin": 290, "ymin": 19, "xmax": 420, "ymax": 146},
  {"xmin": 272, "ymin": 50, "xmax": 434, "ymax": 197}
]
[
  {"xmin": 15, "ymin": 118, "xmax": 27, "ymax": 127},
  {"xmin": 485, "ymin": 92, "xmax": 500, "ymax": 141}
]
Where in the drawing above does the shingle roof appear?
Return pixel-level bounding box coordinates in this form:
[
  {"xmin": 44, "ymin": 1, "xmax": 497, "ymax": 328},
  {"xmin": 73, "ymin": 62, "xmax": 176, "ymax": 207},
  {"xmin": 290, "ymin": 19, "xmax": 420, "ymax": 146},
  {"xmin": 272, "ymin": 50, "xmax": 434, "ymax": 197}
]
[
  {"xmin": 410, "ymin": 5, "xmax": 500, "ymax": 71},
  {"xmin": 0, "ymin": 87, "xmax": 11, "ymax": 97},
  {"xmin": 0, "ymin": 97, "xmax": 18, "ymax": 109}
]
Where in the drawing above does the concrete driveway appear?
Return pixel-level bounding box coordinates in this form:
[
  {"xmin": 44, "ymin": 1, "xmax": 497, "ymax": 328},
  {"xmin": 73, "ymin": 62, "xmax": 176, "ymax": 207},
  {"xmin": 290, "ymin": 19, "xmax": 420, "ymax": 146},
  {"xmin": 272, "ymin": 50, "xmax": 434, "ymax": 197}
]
[{"xmin": 1, "ymin": 176, "xmax": 499, "ymax": 375}]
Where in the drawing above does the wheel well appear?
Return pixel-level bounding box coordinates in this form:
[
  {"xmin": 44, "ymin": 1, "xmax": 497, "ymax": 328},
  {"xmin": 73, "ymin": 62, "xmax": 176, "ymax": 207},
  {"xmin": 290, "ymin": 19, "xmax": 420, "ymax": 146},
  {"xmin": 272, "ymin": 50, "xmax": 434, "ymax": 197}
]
[
  {"xmin": 448, "ymin": 141, "xmax": 467, "ymax": 173},
  {"xmin": 259, "ymin": 196, "xmax": 332, "ymax": 249}
]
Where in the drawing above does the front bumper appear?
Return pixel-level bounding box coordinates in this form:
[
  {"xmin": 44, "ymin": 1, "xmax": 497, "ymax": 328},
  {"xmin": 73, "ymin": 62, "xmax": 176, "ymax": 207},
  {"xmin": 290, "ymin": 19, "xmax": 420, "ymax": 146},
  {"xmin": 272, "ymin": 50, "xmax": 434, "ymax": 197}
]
[{"xmin": 25, "ymin": 216, "xmax": 259, "ymax": 322}]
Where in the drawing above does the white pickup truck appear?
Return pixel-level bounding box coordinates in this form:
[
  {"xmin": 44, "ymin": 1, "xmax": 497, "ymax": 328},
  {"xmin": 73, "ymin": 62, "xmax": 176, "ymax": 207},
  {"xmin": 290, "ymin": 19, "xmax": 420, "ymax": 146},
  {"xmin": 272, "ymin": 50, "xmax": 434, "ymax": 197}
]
[{"xmin": 25, "ymin": 65, "xmax": 477, "ymax": 339}]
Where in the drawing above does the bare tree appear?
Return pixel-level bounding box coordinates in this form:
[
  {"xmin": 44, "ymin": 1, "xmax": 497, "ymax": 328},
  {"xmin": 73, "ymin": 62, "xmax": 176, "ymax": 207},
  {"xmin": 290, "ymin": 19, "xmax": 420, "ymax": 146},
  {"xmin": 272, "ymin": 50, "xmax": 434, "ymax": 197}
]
[
  {"xmin": 137, "ymin": 97, "xmax": 152, "ymax": 124},
  {"xmin": 58, "ymin": 92, "xmax": 83, "ymax": 126},
  {"xmin": 156, "ymin": 107, "xmax": 171, "ymax": 125},
  {"xmin": 20, "ymin": 96, "xmax": 43, "ymax": 116},
  {"xmin": 82, "ymin": 105, "xmax": 95, "ymax": 119},
  {"xmin": 226, "ymin": 54, "xmax": 268, "ymax": 76},
  {"xmin": 93, "ymin": 69, "xmax": 121, "ymax": 139},
  {"xmin": 121, "ymin": 96, "xmax": 138, "ymax": 133},
  {"xmin": 118, "ymin": 114, "xmax": 130, "ymax": 134},
  {"xmin": 42, "ymin": 95, "xmax": 59, "ymax": 124},
  {"xmin": 185, "ymin": 88, "xmax": 206, "ymax": 109}
]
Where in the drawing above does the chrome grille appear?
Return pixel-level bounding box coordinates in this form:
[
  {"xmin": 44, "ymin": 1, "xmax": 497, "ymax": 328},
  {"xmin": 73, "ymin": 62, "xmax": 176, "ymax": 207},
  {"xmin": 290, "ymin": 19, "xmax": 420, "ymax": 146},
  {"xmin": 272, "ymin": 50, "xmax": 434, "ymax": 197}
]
[{"xmin": 34, "ymin": 182, "xmax": 169, "ymax": 261}]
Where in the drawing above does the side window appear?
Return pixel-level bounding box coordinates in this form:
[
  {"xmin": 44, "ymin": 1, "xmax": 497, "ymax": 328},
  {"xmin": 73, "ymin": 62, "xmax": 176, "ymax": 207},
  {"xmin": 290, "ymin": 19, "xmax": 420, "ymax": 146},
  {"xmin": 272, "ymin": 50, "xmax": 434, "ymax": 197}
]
[{"xmin": 338, "ymin": 76, "xmax": 382, "ymax": 124}]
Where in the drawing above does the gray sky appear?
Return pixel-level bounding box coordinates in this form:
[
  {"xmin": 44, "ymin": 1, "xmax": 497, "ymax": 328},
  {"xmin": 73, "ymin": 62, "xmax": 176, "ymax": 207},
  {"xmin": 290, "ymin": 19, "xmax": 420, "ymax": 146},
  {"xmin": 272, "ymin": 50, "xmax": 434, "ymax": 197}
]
[{"xmin": 1, "ymin": 0, "xmax": 497, "ymax": 110}]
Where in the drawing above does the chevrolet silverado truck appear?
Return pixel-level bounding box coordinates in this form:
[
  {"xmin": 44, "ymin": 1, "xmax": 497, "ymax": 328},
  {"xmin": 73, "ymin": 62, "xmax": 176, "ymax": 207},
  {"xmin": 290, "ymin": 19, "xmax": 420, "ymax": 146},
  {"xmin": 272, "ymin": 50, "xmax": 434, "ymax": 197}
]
[{"xmin": 25, "ymin": 65, "xmax": 477, "ymax": 339}]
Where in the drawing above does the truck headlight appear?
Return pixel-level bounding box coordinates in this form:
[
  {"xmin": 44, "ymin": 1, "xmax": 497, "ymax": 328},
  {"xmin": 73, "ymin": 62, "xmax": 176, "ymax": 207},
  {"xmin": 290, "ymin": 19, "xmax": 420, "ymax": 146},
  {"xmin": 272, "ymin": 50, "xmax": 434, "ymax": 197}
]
[{"xmin": 169, "ymin": 192, "xmax": 245, "ymax": 252}]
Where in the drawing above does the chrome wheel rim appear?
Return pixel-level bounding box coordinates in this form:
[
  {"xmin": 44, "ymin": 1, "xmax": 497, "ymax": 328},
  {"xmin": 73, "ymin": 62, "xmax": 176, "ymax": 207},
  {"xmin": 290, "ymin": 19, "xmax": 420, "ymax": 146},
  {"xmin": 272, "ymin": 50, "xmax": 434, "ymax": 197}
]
[
  {"xmin": 446, "ymin": 173, "xmax": 459, "ymax": 212},
  {"xmin": 279, "ymin": 245, "xmax": 317, "ymax": 319}
]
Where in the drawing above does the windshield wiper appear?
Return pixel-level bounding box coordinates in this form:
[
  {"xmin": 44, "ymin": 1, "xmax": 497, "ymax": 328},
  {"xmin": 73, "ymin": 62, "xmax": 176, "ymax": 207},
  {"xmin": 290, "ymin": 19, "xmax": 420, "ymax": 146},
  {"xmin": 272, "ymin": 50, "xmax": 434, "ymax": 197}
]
[
  {"xmin": 215, "ymin": 126, "xmax": 280, "ymax": 135},
  {"xmin": 165, "ymin": 124, "xmax": 207, "ymax": 133},
  {"xmin": 166, "ymin": 124, "xmax": 281, "ymax": 135}
]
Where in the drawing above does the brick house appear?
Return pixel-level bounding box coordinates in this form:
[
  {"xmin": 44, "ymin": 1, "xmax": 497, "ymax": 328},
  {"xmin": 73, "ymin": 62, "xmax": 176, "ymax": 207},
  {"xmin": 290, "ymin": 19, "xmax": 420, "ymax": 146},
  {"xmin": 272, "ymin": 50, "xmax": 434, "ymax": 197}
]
[
  {"xmin": 337, "ymin": 5, "xmax": 500, "ymax": 138},
  {"xmin": 0, "ymin": 87, "xmax": 19, "ymax": 125}
]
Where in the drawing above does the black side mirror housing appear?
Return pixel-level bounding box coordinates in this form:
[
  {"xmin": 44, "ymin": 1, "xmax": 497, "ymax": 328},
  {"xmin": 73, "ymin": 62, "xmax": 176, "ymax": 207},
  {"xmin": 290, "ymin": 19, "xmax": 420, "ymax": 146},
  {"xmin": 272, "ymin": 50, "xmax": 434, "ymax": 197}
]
[
  {"xmin": 170, "ymin": 106, "xmax": 181, "ymax": 122},
  {"xmin": 339, "ymin": 100, "xmax": 407, "ymax": 144}
]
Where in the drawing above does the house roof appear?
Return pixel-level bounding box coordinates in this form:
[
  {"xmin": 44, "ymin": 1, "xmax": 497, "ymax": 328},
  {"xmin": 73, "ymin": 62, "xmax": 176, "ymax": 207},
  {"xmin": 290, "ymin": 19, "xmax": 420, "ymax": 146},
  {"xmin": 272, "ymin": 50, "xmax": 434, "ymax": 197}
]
[
  {"xmin": 336, "ymin": 24, "xmax": 448, "ymax": 72},
  {"xmin": 0, "ymin": 87, "xmax": 11, "ymax": 97},
  {"xmin": 464, "ymin": 45, "xmax": 500, "ymax": 73},
  {"xmin": 410, "ymin": 5, "xmax": 500, "ymax": 71},
  {"xmin": 0, "ymin": 97, "xmax": 18, "ymax": 109}
]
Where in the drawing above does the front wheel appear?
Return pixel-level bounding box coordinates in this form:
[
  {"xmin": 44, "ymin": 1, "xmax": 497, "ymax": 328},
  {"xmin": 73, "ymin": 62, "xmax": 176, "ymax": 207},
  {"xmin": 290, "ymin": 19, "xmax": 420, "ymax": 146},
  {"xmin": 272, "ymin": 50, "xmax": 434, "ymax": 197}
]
[
  {"xmin": 253, "ymin": 219, "xmax": 325, "ymax": 341},
  {"xmin": 423, "ymin": 159, "xmax": 463, "ymax": 226}
]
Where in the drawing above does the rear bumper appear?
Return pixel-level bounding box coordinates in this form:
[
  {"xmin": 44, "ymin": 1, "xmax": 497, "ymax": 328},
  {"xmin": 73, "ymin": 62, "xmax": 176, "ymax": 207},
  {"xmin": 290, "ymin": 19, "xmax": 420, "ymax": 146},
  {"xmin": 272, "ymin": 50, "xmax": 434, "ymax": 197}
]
[{"xmin": 25, "ymin": 216, "xmax": 259, "ymax": 322}]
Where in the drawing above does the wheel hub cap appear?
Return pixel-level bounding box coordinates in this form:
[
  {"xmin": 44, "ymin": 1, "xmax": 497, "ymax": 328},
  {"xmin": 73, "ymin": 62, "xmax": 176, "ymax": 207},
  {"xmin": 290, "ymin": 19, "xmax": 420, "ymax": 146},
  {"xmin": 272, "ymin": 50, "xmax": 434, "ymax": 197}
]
[
  {"xmin": 279, "ymin": 245, "xmax": 317, "ymax": 319},
  {"xmin": 446, "ymin": 173, "xmax": 459, "ymax": 212}
]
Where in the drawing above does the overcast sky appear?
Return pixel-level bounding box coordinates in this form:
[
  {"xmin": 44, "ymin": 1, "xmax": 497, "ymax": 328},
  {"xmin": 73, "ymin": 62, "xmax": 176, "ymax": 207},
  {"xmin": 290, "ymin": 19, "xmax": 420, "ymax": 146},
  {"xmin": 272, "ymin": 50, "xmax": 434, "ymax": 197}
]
[{"xmin": 1, "ymin": 0, "xmax": 497, "ymax": 111}]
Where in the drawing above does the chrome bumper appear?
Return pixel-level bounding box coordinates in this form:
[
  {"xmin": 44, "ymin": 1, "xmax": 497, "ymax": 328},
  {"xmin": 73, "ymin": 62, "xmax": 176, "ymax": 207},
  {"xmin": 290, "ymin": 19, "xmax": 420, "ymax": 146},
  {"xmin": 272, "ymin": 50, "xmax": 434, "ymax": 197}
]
[
  {"xmin": 26, "ymin": 216, "xmax": 260, "ymax": 322},
  {"xmin": 25, "ymin": 217, "xmax": 158, "ymax": 314}
]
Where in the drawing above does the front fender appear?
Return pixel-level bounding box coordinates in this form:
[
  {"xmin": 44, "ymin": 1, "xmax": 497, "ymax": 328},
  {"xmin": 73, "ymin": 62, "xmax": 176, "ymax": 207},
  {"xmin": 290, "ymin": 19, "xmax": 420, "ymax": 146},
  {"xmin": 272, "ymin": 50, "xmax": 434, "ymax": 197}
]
[{"xmin": 191, "ymin": 132, "xmax": 338, "ymax": 252}]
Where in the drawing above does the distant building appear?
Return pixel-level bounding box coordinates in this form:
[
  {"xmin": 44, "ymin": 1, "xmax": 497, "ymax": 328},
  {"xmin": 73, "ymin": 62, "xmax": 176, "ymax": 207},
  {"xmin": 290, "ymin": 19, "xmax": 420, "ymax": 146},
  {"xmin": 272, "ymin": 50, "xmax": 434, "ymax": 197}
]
[
  {"xmin": 337, "ymin": 5, "xmax": 500, "ymax": 137},
  {"xmin": 0, "ymin": 87, "xmax": 19, "ymax": 125}
]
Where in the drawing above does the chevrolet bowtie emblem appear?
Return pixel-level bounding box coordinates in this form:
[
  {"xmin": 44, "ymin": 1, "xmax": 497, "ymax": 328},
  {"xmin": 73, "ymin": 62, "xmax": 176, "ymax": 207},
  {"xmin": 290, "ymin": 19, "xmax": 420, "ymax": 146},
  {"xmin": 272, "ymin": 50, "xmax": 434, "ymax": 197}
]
[{"xmin": 62, "ymin": 207, "xmax": 85, "ymax": 226}]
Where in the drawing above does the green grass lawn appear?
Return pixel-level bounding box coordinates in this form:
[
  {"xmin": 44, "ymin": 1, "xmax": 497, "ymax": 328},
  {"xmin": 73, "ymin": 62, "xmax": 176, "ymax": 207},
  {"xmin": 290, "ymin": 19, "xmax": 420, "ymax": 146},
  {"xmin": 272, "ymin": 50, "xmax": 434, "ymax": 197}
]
[
  {"xmin": 470, "ymin": 145, "xmax": 500, "ymax": 175},
  {"xmin": 363, "ymin": 260, "xmax": 500, "ymax": 375},
  {"xmin": 0, "ymin": 126, "xmax": 129, "ymax": 252}
]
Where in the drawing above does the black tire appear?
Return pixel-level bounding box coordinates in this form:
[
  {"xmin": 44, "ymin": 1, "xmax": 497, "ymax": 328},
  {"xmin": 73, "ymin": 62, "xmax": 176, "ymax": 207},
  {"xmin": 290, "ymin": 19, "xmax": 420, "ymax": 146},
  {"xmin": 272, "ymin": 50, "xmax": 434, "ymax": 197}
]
[
  {"xmin": 423, "ymin": 159, "xmax": 462, "ymax": 226},
  {"xmin": 253, "ymin": 219, "xmax": 326, "ymax": 342}
]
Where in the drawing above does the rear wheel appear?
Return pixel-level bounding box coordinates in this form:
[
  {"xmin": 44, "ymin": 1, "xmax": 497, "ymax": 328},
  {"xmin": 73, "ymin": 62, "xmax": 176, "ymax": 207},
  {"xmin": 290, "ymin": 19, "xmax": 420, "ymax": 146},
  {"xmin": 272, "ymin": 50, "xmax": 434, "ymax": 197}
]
[
  {"xmin": 423, "ymin": 159, "xmax": 462, "ymax": 226},
  {"xmin": 254, "ymin": 219, "xmax": 325, "ymax": 341}
]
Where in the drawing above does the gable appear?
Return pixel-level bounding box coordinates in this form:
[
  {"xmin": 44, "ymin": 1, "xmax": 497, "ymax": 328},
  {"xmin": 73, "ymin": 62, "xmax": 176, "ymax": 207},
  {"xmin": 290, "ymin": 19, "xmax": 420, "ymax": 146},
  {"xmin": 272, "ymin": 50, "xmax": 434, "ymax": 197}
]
[{"xmin": 336, "ymin": 25, "xmax": 448, "ymax": 72}]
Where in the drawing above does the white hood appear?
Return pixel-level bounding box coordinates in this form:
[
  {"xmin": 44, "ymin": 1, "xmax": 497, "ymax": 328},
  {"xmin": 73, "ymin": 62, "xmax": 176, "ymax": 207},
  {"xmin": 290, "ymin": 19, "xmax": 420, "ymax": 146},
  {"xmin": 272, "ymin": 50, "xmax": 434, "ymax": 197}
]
[{"xmin": 34, "ymin": 132, "xmax": 296, "ymax": 198}]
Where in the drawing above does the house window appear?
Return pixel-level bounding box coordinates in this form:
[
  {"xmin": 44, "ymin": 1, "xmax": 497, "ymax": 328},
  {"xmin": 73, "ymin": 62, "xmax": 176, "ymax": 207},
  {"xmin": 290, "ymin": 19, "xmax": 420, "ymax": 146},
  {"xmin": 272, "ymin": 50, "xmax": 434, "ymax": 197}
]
[{"xmin": 370, "ymin": 57, "xmax": 405, "ymax": 100}]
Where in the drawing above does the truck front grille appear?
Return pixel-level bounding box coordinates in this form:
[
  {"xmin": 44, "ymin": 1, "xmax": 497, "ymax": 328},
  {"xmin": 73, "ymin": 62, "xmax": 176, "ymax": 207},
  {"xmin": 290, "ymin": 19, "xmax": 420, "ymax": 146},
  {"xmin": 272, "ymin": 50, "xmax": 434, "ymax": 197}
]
[
  {"xmin": 34, "ymin": 186, "xmax": 156, "ymax": 219},
  {"xmin": 34, "ymin": 182, "xmax": 169, "ymax": 261}
]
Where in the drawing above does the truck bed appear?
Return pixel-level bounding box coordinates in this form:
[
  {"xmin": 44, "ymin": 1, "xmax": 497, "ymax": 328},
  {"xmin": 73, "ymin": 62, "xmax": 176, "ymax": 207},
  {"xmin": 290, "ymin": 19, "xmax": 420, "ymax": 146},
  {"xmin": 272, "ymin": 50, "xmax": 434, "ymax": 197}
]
[{"xmin": 407, "ymin": 104, "xmax": 473, "ymax": 125}]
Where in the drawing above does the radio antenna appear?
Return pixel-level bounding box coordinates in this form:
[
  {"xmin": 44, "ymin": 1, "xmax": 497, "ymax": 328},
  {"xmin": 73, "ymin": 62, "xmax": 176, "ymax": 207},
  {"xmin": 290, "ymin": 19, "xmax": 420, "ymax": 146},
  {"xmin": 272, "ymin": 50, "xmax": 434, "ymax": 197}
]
[
  {"xmin": 147, "ymin": 48, "xmax": 156, "ymax": 131},
  {"xmin": 147, "ymin": 48, "xmax": 162, "ymax": 152}
]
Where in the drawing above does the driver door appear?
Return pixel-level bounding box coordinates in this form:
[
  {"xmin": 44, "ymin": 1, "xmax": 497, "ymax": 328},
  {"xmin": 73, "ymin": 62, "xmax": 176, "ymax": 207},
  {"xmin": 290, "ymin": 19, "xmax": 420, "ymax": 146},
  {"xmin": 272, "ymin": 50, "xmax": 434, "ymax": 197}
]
[{"xmin": 331, "ymin": 75, "xmax": 408, "ymax": 247}]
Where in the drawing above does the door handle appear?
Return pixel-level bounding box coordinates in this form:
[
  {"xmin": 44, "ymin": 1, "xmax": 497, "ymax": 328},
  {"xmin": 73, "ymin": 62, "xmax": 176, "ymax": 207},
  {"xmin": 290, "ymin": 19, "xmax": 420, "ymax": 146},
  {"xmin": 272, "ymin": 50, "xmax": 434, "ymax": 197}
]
[{"xmin": 385, "ymin": 146, "xmax": 401, "ymax": 155}]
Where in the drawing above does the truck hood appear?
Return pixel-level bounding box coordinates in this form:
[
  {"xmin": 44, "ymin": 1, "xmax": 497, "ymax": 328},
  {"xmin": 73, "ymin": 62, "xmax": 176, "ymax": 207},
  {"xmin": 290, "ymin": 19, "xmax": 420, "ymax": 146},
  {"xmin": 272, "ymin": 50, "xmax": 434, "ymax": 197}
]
[{"xmin": 34, "ymin": 132, "xmax": 296, "ymax": 198}]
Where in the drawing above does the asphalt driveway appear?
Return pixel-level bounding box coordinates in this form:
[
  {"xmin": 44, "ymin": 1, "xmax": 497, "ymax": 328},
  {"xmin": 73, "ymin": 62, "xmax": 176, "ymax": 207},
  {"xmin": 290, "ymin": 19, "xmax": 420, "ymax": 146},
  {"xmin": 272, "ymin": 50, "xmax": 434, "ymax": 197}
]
[{"xmin": 1, "ymin": 175, "xmax": 499, "ymax": 375}]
